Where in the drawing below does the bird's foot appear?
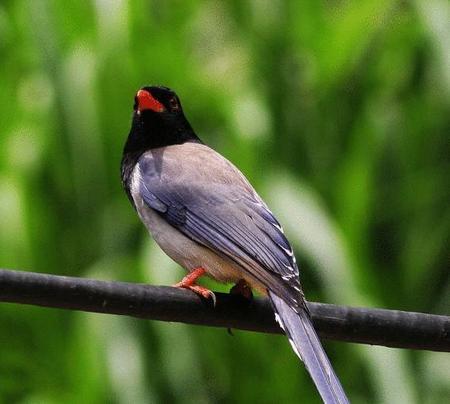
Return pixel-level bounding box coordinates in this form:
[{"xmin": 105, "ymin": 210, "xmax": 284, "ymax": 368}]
[
  {"xmin": 182, "ymin": 284, "xmax": 216, "ymax": 306},
  {"xmin": 173, "ymin": 267, "xmax": 216, "ymax": 306},
  {"xmin": 230, "ymin": 279, "xmax": 253, "ymax": 301}
]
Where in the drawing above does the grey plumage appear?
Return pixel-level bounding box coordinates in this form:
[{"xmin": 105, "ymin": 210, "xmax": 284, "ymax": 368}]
[
  {"xmin": 270, "ymin": 293, "xmax": 349, "ymax": 404},
  {"xmin": 129, "ymin": 142, "xmax": 349, "ymax": 404}
]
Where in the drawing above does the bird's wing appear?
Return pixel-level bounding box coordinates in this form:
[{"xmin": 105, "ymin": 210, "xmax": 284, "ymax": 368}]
[{"xmin": 136, "ymin": 144, "xmax": 303, "ymax": 307}]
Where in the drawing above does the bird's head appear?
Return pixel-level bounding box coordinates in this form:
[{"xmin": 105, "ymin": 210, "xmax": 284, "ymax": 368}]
[
  {"xmin": 125, "ymin": 86, "xmax": 199, "ymax": 154},
  {"xmin": 134, "ymin": 86, "xmax": 183, "ymax": 117}
]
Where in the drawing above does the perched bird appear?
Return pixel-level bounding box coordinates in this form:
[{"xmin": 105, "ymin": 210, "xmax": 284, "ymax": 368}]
[{"xmin": 121, "ymin": 86, "xmax": 349, "ymax": 404}]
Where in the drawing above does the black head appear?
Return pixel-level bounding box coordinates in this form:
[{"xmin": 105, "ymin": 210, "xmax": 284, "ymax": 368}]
[
  {"xmin": 123, "ymin": 86, "xmax": 201, "ymax": 155},
  {"xmin": 121, "ymin": 86, "xmax": 201, "ymax": 199},
  {"xmin": 134, "ymin": 86, "xmax": 182, "ymax": 116}
]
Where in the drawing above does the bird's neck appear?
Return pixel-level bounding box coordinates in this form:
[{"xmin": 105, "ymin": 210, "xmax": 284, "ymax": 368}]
[
  {"xmin": 121, "ymin": 114, "xmax": 202, "ymax": 202},
  {"xmin": 124, "ymin": 113, "xmax": 201, "ymax": 153}
]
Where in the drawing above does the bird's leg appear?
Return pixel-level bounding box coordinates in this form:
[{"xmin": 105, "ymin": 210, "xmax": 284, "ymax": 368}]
[
  {"xmin": 228, "ymin": 279, "xmax": 253, "ymax": 335},
  {"xmin": 173, "ymin": 267, "xmax": 216, "ymax": 305},
  {"xmin": 230, "ymin": 279, "xmax": 253, "ymax": 301},
  {"xmin": 173, "ymin": 267, "xmax": 206, "ymax": 287}
]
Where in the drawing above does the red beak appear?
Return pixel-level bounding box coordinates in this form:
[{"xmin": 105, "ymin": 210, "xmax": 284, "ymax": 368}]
[{"xmin": 136, "ymin": 89, "xmax": 166, "ymax": 113}]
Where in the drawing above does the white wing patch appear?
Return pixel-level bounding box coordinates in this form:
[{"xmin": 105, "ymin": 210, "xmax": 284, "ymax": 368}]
[
  {"xmin": 274, "ymin": 313, "xmax": 286, "ymax": 331},
  {"xmin": 130, "ymin": 164, "xmax": 143, "ymax": 196},
  {"xmin": 278, "ymin": 244, "xmax": 294, "ymax": 257},
  {"xmin": 272, "ymin": 221, "xmax": 284, "ymax": 232},
  {"xmin": 274, "ymin": 312, "xmax": 303, "ymax": 361}
]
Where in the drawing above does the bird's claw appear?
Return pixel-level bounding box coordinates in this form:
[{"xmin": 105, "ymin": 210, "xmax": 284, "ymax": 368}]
[
  {"xmin": 172, "ymin": 267, "xmax": 216, "ymax": 306},
  {"xmin": 180, "ymin": 284, "xmax": 216, "ymax": 307}
]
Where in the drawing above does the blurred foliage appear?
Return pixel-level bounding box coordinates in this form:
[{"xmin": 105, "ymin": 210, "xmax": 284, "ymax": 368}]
[{"xmin": 0, "ymin": 0, "xmax": 449, "ymax": 403}]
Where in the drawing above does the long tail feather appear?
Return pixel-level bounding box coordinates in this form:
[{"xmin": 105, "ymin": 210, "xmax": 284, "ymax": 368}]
[{"xmin": 269, "ymin": 292, "xmax": 349, "ymax": 404}]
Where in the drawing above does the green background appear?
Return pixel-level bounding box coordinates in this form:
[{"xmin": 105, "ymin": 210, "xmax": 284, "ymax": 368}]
[{"xmin": 0, "ymin": 1, "xmax": 449, "ymax": 403}]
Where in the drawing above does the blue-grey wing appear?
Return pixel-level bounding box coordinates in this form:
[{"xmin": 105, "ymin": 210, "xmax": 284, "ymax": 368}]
[{"xmin": 137, "ymin": 150, "xmax": 303, "ymax": 307}]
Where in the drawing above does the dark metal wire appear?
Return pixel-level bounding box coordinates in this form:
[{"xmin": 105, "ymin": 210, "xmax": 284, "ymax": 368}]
[{"xmin": 0, "ymin": 268, "xmax": 448, "ymax": 352}]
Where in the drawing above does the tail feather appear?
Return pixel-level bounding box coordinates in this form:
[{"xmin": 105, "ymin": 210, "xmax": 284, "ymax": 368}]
[{"xmin": 269, "ymin": 292, "xmax": 349, "ymax": 404}]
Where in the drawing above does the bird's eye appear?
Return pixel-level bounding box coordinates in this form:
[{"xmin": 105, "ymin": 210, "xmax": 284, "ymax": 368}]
[{"xmin": 169, "ymin": 96, "xmax": 180, "ymax": 111}]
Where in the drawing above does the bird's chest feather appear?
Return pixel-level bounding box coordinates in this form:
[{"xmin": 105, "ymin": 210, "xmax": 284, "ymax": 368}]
[{"xmin": 129, "ymin": 166, "xmax": 246, "ymax": 285}]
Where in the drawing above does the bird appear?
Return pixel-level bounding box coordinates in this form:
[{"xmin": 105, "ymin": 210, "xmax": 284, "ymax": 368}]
[{"xmin": 121, "ymin": 85, "xmax": 349, "ymax": 404}]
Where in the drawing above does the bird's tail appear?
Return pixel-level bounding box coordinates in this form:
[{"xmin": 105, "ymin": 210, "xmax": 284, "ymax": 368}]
[{"xmin": 269, "ymin": 292, "xmax": 349, "ymax": 404}]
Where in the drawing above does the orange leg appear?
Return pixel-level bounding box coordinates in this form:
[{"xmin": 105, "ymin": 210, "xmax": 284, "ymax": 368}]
[{"xmin": 173, "ymin": 267, "xmax": 216, "ymax": 305}]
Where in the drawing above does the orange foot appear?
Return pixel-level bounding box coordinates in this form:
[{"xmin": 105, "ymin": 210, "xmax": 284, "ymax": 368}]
[
  {"xmin": 230, "ymin": 279, "xmax": 253, "ymax": 301},
  {"xmin": 173, "ymin": 267, "xmax": 216, "ymax": 306}
]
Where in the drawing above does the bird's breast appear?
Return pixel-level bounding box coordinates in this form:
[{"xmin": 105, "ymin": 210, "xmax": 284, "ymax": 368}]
[{"xmin": 130, "ymin": 167, "xmax": 245, "ymax": 285}]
